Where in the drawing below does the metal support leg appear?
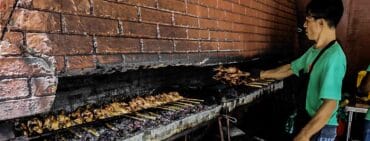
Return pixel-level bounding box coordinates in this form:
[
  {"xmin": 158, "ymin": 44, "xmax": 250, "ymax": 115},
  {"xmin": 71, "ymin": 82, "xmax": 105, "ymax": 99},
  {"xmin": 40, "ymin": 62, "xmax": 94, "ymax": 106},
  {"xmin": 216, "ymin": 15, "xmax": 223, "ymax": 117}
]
[
  {"xmin": 226, "ymin": 117, "xmax": 230, "ymax": 141},
  {"xmin": 346, "ymin": 111, "xmax": 354, "ymax": 141},
  {"xmin": 218, "ymin": 117, "xmax": 224, "ymax": 141}
]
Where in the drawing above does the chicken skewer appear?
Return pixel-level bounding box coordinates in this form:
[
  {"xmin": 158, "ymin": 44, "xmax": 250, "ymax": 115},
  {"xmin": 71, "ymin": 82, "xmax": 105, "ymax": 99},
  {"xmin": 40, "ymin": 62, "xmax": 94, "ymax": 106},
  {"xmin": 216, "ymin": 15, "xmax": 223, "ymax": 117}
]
[{"xmin": 19, "ymin": 91, "xmax": 202, "ymax": 136}]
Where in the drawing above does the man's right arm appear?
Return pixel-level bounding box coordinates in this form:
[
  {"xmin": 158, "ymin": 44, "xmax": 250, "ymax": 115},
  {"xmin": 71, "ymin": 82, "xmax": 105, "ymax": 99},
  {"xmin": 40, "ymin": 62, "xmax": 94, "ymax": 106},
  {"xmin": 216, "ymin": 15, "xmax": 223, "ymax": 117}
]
[{"xmin": 260, "ymin": 64, "xmax": 294, "ymax": 80}]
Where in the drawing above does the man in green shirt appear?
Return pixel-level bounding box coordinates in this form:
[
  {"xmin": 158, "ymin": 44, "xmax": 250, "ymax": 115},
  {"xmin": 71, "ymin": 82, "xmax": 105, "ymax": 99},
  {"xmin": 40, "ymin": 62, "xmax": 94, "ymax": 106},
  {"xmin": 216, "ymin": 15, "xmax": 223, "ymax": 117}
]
[
  {"xmin": 362, "ymin": 65, "xmax": 370, "ymax": 141},
  {"xmin": 259, "ymin": 0, "xmax": 345, "ymax": 140}
]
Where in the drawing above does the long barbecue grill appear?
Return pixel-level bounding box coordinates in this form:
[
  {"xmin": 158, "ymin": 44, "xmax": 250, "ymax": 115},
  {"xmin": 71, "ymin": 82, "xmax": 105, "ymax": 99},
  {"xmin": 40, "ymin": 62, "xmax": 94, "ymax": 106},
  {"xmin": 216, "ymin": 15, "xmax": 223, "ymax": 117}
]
[{"xmin": 2, "ymin": 64, "xmax": 284, "ymax": 141}]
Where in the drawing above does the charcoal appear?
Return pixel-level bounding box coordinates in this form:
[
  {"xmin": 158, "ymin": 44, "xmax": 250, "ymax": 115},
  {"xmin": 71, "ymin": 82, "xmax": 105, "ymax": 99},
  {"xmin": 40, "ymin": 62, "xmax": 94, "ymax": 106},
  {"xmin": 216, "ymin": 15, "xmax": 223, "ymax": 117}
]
[
  {"xmin": 98, "ymin": 131, "xmax": 116, "ymax": 141},
  {"xmin": 81, "ymin": 133, "xmax": 96, "ymax": 141}
]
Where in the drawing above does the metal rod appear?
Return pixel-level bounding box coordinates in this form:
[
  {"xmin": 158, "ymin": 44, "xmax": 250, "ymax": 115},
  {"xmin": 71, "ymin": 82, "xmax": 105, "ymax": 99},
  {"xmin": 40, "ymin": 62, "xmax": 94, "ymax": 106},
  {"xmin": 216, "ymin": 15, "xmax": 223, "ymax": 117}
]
[
  {"xmin": 218, "ymin": 117, "xmax": 224, "ymax": 141},
  {"xmin": 226, "ymin": 117, "xmax": 230, "ymax": 141}
]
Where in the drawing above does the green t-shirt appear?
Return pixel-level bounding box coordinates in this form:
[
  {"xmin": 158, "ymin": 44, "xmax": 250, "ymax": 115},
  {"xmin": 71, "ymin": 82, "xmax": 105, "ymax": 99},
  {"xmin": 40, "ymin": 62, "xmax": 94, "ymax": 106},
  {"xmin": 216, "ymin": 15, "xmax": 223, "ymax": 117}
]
[
  {"xmin": 291, "ymin": 42, "xmax": 346, "ymax": 126},
  {"xmin": 364, "ymin": 65, "xmax": 370, "ymax": 120}
]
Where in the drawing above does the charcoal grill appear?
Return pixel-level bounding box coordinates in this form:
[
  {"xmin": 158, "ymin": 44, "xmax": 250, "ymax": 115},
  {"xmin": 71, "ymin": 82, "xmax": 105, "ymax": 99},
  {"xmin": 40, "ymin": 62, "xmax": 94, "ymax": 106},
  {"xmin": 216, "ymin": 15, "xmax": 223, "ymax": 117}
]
[{"xmin": 1, "ymin": 63, "xmax": 284, "ymax": 141}]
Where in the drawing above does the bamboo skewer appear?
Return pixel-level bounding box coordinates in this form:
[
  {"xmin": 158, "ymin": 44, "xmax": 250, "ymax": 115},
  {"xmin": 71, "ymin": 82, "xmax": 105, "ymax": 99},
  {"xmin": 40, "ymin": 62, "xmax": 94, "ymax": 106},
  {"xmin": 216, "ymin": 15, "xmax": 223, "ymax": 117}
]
[
  {"xmin": 67, "ymin": 128, "xmax": 82, "ymax": 138},
  {"xmin": 155, "ymin": 107, "xmax": 176, "ymax": 111},
  {"xmin": 248, "ymin": 82, "xmax": 269, "ymax": 86},
  {"xmin": 163, "ymin": 105, "xmax": 182, "ymax": 110},
  {"xmin": 261, "ymin": 79, "xmax": 275, "ymax": 82},
  {"xmin": 171, "ymin": 103, "xmax": 189, "ymax": 108},
  {"xmin": 134, "ymin": 113, "xmax": 156, "ymax": 120},
  {"xmin": 82, "ymin": 127, "xmax": 100, "ymax": 137},
  {"xmin": 148, "ymin": 112, "xmax": 160, "ymax": 117},
  {"xmin": 173, "ymin": 101, "xmax": 194, "ymax": 107},
  {"xmin": 244, "ymin": 83, "xmax": 263, "ymax": 88},
  {"xmin": 122, "ymin": 115, "xmax": 146, "ymax": 121},
  {"xmin": 141, "ymin": 112, "xmax": 159, "ymax": 119},
  {"xmin": 179, "ymin": 99, "xmax": 201, "ymax": 104},
  {"xmin": 183, "ymin": 98, "xmax": 204, "ymax": 102},
  {"xmin": 105, "ymin": 123, "xmax": 119, "ymax": 131}
]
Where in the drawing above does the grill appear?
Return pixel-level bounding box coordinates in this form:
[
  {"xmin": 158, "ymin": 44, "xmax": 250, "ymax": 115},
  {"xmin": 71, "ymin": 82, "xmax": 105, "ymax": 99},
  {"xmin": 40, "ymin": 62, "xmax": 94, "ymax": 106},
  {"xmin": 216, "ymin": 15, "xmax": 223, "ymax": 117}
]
[{"xmin": 2, "ymin": 63, "xmax": 284, "ymax": 141}]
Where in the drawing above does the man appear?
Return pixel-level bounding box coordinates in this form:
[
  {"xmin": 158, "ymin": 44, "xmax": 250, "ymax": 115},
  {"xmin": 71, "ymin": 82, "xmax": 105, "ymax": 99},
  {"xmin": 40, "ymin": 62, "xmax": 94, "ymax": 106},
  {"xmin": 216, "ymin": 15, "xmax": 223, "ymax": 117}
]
[
  {"xmin": 361, "ymin": 65, "xmax": 370, "ymax": 141},
  {"xmin": 259, "ymin": 0, "xmax": 345, "ymax": 140}
]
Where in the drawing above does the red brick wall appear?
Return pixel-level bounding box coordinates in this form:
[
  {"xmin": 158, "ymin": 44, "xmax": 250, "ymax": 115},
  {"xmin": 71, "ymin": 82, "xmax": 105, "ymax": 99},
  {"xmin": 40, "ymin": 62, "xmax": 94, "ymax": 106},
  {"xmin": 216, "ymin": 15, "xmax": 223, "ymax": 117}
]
[
  {"xmin": 344, "ymin": 0, "xmax": 370, "ymax": 90},
  {"xmin": 0, "ymin": 0, "xmax": 297, "ymax": 120}
]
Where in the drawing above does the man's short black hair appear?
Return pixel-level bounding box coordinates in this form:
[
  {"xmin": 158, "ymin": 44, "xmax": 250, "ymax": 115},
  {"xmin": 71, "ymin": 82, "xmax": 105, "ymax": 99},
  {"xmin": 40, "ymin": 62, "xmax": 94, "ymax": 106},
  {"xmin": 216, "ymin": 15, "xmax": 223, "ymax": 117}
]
[{"xmin": 306, "ymin": 0, "xmax": 344, "ymax": 28}]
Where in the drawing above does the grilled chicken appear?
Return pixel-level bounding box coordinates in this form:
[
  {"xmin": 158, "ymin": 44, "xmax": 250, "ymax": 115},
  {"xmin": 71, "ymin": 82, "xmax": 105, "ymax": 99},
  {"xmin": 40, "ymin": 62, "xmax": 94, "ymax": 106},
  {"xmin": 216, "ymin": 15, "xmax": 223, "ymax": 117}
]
[
  {"xmin": 58, "ymin": 111, "xmax": 73, "ymax": 128},
  {"xmin": 20, "ymin": 123, "xmax": 29, "ymax": 136},
  {"xmin": 27, "ymin": 118, "xmax": 43, "ymax": 134},
  {"xmin": 44, "ymin": 115, "xmax": 55, "ymax": 131},
  {"xmin": 213, "ymin": 66, "xmax": 258, "ymax": 86},
  {"xmin": 82, "ymin": 108, "xmax": 94, "ymax": 123},
  {"xmin": 93, "ymin": 108, "xmax": 107, "ymax": 119},
  {"xmin": 71, "ymin": 108, "xmax": 84, "ymax": 125},
  {"xmin": 19, "ymin": 91, "xmax": 194, "ymax": 136}
]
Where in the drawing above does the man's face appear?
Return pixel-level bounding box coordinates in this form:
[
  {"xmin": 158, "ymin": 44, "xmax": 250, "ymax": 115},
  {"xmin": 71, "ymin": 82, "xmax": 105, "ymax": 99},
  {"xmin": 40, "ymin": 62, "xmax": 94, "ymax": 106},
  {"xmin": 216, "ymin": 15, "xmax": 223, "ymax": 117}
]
[{"xmin": 303, "ymin": 16, "xmax": 322, "ymax": 41}]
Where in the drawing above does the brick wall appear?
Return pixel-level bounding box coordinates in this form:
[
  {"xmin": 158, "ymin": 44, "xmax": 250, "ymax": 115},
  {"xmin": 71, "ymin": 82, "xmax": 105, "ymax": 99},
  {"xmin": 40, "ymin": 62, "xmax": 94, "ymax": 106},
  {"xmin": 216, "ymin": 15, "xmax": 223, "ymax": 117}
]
[
  {"xmin": 344, "ymin": 0, "xmax": 370, "ymax": 90},
  {"xmin": 0, "ymin": 0, "xmax": 297, "ymax": 120}
]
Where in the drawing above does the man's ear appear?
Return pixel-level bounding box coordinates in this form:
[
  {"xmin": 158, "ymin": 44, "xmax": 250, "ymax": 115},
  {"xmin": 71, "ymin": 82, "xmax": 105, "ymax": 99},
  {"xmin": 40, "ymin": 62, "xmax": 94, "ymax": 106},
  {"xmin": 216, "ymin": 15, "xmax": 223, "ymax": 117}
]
[{"xmin": 318, "ymin": 19, "xmax": 325, "ymax": 26}]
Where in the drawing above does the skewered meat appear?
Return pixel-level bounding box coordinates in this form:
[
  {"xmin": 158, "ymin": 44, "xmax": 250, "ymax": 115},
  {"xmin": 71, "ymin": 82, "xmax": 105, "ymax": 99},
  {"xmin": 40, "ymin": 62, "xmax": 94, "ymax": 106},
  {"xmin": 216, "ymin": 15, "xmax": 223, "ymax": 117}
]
[
  {"xmin": 58, "ymin": 110, "xmax": 73, "ymax": 128},
  {"xmin": 17, "ymin": 91, "xmax": 201, "ymax": 137},
  {"xmin": 103, "ymin": 104, "xmax": 119, "ymax": 117},
  {"xmin": 43, "ymin": 115, "xmax": 59, "ymax": 131},
  {"xmin": 70, "ymin": 108, "xmax": 84, "ymax": 125},
  {"xmin": 111, "ymin": 102, "xmax": 131, "ymax": 114},
  {"xmin": 27, "ymin": 118, "xmax": 43, "ymax": 134},
  {"xmin": 19, "ymin": 123, "xmax": 29, "ymax": 136},
  {"xmin": 93, "ymin": 108, "xmax": 108, "ymax": 120},
  {"xmin": 82, "ymin": 108, "xmax": 94, "ymax": 123},
  {"xmin": 213, "ymin": 65, "xmax": 274, "ymax": 87}
]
